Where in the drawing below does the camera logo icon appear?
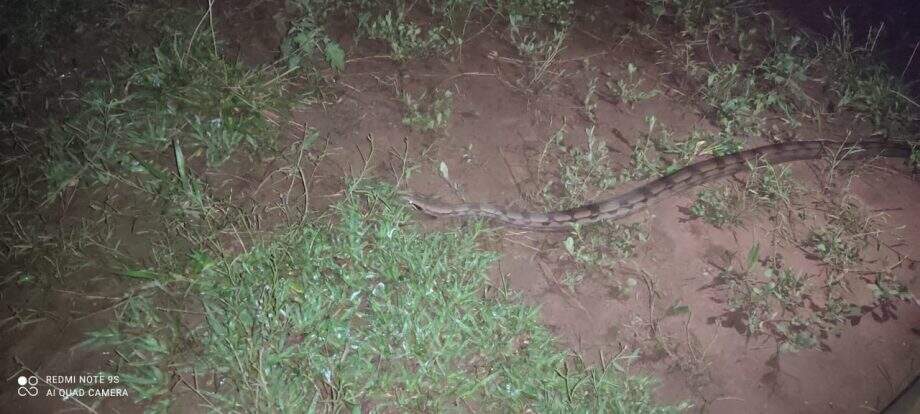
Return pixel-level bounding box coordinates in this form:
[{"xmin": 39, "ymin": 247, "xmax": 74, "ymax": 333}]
[{"xmin": 17, "ymin": 376, "xmax": 39, "ymax": 397}]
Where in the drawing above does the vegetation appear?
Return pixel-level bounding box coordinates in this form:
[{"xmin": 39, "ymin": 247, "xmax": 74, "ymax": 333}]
[
  {"xmin": 86, "ymin": 182, "xmax": 684, "ymax": 412},
  {"xmin": 3, "ymin": 0, "xmax": 919, "ymax": 411},
  {"xmin": 401, "ymin": 88, "xmax": 454, "ymax": 132},
  {"xmin": 41, "ymin": 11, "xmax": 288, "ymax": 203},
  {"xmin": 716, "ymin": 241, "xmax": 912, "ymax": 353}
]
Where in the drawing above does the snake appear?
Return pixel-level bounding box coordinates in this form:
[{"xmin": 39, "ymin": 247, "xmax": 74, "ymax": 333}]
[{"xmin": 403, "ymin": 139, "xmax": 914, "ymax": 230}]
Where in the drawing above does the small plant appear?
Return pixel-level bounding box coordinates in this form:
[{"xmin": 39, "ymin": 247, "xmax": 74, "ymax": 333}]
[
  {"xmin": 562, "ymin": 271, "xmax": 585, "ymax": 292},
  {"xmin": 563, "ymin": 222, "xmax": 649, "ymax": 269},
  {"xmin": 583, "ymin": 76, "xmax": 599, "ymax": 123},
  {"xmin": 501, "ymin": 0, "xmax": 574, "ymax": 27},
  {"xmin": 911, "ymin": 144, "xmax": 920, "ymax": 170},
  {"xmin": 281, "ymin": 0, "xmax": 346, "ymax": 71},
  {"xmin": 820, "ymin": 10, "xmax": 916, "ymax": 135},
  {"xmin": 629, "ymin": 117, "xmax": 743, "ymax": 181},
  {"xmin": 537, "ymin": 125, "xmax": 643, "ymax": 213},
  {"xmin": 401, "ymin": 89, "xmax": 454, "ymax": 132},
  {"xmin": 807, "ymin": 200, "xmax": 883, "ymax": 270},
  {"xmin": 606, "ymin": 63, "xmax": 660, "ymax": 107},
  {"xmin": 757, "ymin": 36, "xmax": 813, "ymax": 125},
  {"xmin": 510, "ymin": 26, "xmax": 568, "ymax": 93},
  {"xmin": 689, "ymin": 186, "xmax": 743, "ymax": 228},
  {"xmin": 360, "ymin": 10, "xmax": 456, "ymax": 61},
  {"xmin": 41, "ymin": 9, "xmax": 286, "ymax": 203},
  {"xmin": 867, "ymin": 274, "xmax": 914, "ymax": 303},
  {"xmin": 700, "ymin": 63, "xmax": 766, "ymax": 136},
  {"xmin": 744, "ymin": 161, "xmax": 798, "ymax": 209},
  {"xmin": 717, "ymin": 244, "xmax": 823, "ymax": 352}
]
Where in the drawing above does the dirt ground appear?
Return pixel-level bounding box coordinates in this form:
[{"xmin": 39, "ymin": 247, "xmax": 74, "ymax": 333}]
[{"xmin": 2, "ymin": 0, "xmax": 919, "ymax": 412}]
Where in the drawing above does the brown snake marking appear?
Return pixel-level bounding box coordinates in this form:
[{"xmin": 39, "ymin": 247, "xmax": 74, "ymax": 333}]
[{"xmin": 402, "ymin": 140, "xmax": 914, "ymax": 230}]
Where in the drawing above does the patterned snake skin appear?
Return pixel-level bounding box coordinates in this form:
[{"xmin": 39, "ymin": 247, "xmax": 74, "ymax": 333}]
[{"xmin": 403, "ymin": 140, "xmax": 913, "ymax": 230}]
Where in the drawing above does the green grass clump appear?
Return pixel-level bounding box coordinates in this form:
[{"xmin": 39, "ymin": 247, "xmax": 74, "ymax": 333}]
[
  {"xmin": 690, "ymin": 157, "xmax": 798, "ymax": 228},
  {"xmin": 401, "ymin": 88, "xmax": 454, "ymax": 132},
  {"xmin": 689, "ymin": 186, "xmax": 743, "ymax": 228},
  {"xmin": 282, "ymin": 0, "xmax": 574, "ymax": 66},
  {"xmin": 88, "ymin": 181, "xmax": 686, "ymax": 412},
  {"xmin": 716, "ymin": 245, "xmax": 824, "ymax": 352},
  {"xmin": 630, "ymin": 117, "xmax": 743, "ymax": 181},
  {"xmin": 744, "ymin": 161, "xmax": 797, "ymax": 209},
  {"xmin": 608, "ymin": 63, "xmax": 661, "ymax": 107},
  {"xmin": 539, "ymin": 126, "xmax": 624, "ymax": 208},
  {"xmin": 564, "ymin": 222, "xmax": 649, "ymax": 269},
  {"xmin": 42, "ymin": 14, "xmax": 287, "ymax": 202},
  {"xmin": 806, "ymin": 200, "xmax": 881, "ymax": 271},
  {"xmin": 819, "ymin": 10, "xmax": 917, "ymax": 135},
  {"xmin": 282, "ymin": 0, "xmax": 346, "ymax": 71}
]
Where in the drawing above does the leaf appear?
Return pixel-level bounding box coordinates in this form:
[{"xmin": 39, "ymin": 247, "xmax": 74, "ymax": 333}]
[
  {"xmin": 563, "ymin": 237, "xmax": 576, "ymax": 255},
  {"xmin": 120, "ymin": 268, "xmax": 159, "ymax": 280},
  {"xmin": 438, "ymin": 161, "xmax": 450, "ymax": 181},
  {"xmin": 666, "ymin": 304, "xmax": 690, "ymax": 317},
  {"xmin": 746, "ymin": 242, "xmax": 760, "ymax": 270},
  {"xmin": 324, "ymin": 40, "xmax": 345, "ymax": 72}
]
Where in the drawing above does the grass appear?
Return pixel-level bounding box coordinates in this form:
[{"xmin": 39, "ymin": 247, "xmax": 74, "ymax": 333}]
[
  {"xmin": 41, "ymin": 10, "xmax": 289, "ymax": 203},
  {"xmin": 539, "ymin": 125, "xmax": 624, "ymax": 209},
  {"xmin": 564, "ymin": 222, "xmax": 650, "ymax": 270},
  {"xmin": 806, "ymin": 198, "xmax": 884, "ymax": 271},
  {"xmin": 690, "ymin": 157, "xmax": 798, "ymax": 228},
  {"xmin": 689, "ymin": 186, "xmax": 743, "ymax": 228},
  {"xmin": 87, "ymin": 181, "xmax": 686, "ymax": 412},
  {"xmin": 630, "ymin": 117, "xmax": 743, "ymax": 181},
  {"xmin": 819, "ymin": 10, "xmax": 918, "ymax": 136},
  {"xmin": 401, "ymin": 88, "xmax": 454, "ymax": 133},
  {"xmin": 717, "ymin": 220, "xmax": 915, "ymax": 353},
  {"xmin": 281, "ymin": 0, "xmax": 574, "ymax": 67},
  {"xmin": 607, "ymin": 63, "xmax": 661, "ymax": 107},
  {"xmin": 715, "ymin": 244, "xmax": 827, "ymax": 352}
]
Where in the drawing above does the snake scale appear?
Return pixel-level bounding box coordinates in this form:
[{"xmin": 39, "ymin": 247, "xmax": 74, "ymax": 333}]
[{"xmin": 403, "ymin": 139, "xmax": 914, "ymax": 230}]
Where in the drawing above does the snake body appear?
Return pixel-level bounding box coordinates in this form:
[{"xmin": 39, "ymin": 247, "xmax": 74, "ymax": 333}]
[{"xmin": 403, "ymin": 140, "xmax": 913, "ymax": 229}]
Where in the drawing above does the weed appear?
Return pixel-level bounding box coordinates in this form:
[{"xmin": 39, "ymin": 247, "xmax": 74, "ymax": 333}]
[
  {"xmin": 820, "ymin": 10, "xmax": 917, "ymax": 135},
  {"xmin": 690, "ymin": 158, "xmax": 797, "ymax": 228},
  {"xmin": 510, "ymin": 26, "xmax": 569, "ymax": 93},
  {"xmin": 562, "ymin": 271, "xmax": 585, "ymax": 292},
  {"xmin": 583, "ymin": 76, "xmax": 599, "ymax": 123},
  {"xmin": 717, "ymin": 244, "xmax": 821, "ymax": 351},
  {"xmin": 757, "ymin": 36, "xmax": 813, "ymax": 125},
  {"xmin": 699, "ymin": 63, "xmax": 766, "ymax": 136},
  {"xmin": 282, "ymin": 0, "xmax": 346, "ymax": 71},
  {"xmin": 540, "ymin": 126, "xmax": 625, "ymax": 209},
  {"xmin": 911, "ymin": 144, "xmax": 920, "ymax": 170},
  {"xmin": 607, "ymin": 63, "xmax": 660, "ymax": 107},
  {"xmin": 89, "ymin": 181, "xmax": 684, "ymax": 412},
  {"xmin": 629, "ymin": 133, "xmax": 667, "ymax": 180},
  {"xmin": 401, "ymin": 88, "xmax": 454, "ymax": 132},
  {"xmin": 40, "ymin": 13, "xmax": 287, "ymax": 202},
  {"xmin": 631, "ymin": 117, "xmax": 743, "ymax": 181},
  {"xmin": 690, "ymin": 186, "xmax": 743, "ymax": 228},
  {"xmin": 807, "ymin": 199, "xmax": 883, "ymax": 270},
  {"xmin": 360, "ymin": 10, "xmax": 456, "ymax": 62},
  {"xmin": 500, "ymin": 0, "xmax": 574, "ymax": 27},
  {"xmin": 744, "ymin": 161, "xmax": 797, "ymax": 209},
  {"xmin": 564, "ymin": 222, "xmax": 649, "ymax": 269},
  {"xmin": 867, "ymin": 274, "xmax": 914, "ymax": 303}
]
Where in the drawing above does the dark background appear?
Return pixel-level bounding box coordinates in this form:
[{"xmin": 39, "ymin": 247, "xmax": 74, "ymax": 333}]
[{"xmin": 769, "ymin": 0, "xmax": 920, "ymax": 86}]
